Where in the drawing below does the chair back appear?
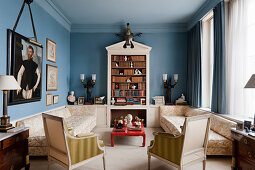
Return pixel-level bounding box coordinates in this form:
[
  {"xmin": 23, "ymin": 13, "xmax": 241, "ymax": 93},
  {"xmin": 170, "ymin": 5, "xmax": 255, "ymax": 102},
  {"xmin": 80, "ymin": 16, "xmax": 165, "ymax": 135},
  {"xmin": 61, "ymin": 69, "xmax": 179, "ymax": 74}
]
[
  {"xmin": 42, "ymin": 113, "xmax": 70, "ymax": 165},
  {"xmin": 182, "ymin": 114, "xmax": 211, "ymax": 155}
]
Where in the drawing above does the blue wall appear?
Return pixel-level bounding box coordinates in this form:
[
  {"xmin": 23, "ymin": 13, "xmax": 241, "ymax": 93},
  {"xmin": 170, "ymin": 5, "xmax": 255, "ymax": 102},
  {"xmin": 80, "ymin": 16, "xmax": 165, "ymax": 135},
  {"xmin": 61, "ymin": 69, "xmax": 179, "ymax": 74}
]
[
  {"xmin": 0, "ymin": 0, "xmax": 70, "ymax": 121},
  {"xmin": 70, "ymin": 32, "xmax": 187, "ymax": 103}
]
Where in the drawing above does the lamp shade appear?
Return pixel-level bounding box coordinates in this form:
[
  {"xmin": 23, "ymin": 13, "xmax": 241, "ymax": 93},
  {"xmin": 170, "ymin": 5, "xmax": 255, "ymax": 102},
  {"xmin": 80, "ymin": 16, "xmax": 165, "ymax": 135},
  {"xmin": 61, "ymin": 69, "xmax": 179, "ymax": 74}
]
[
  {"xmin": 80, "ymin": 74, "xmax": 85, "ymax": 80},
  {"xmin": 245, "ymin": 74, "xmax": 255, "ymax": 88},
  {"xmin": 0, "ymin": 75, "xmax": 21, "ymax": 90},
  {"xmin": 163, "ymin": 74, "xmax": 168, "ymax": 81},
  {"xmin": 92, "ymin": 74, "xmax": 96, "ymax": 81},
  {"xmin": 174, "ymin": 74, "xmax": 178, "ymax": 81}
]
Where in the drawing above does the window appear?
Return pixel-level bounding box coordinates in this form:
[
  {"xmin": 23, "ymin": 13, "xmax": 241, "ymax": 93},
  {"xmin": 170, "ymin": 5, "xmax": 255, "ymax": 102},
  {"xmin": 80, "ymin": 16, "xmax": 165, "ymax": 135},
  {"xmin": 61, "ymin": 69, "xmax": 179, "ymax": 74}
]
[{"xmin": 201, "ymin": 11, "xmax": 214, "ymax": 109}]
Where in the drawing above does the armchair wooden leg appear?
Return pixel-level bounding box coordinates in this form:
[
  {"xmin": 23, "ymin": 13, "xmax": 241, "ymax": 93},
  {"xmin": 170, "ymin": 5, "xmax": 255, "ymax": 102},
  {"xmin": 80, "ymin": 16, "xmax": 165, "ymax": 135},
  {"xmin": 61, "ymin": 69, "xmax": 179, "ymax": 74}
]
[
  {"xmin": 103, "ymin": 154, "xmax": 106, "ymax": 170},
  {"xmin": 148, "ymin": 153, "xmax": 151, "ymax": 170},
  {"xmin": 203, "ymin": 160, "xmax": 206, "ymax": 170},
  {"xmin": 47, "ymin": 157, "xmax": 51, "ymax": 170}
]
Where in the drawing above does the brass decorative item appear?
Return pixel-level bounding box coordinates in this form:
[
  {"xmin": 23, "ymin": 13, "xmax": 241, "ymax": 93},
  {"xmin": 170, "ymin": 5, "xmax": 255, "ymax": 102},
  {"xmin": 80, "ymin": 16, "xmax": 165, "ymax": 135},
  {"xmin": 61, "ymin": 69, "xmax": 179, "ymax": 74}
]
[{"xmin": 163, "ymin": 74, "xmax": 178, "ymax": 105}]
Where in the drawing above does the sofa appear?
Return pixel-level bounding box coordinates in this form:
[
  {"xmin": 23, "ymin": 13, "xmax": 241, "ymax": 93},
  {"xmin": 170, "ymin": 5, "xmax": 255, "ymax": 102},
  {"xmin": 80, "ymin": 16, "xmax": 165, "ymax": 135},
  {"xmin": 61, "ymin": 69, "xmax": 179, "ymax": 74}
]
[
  {"xmin": 159, "ymin": 106, "xmax": 237, "ymax": 156},
  {"xmin": 16, "ymin": 105, "xmax": 97, "ymax": 156}
]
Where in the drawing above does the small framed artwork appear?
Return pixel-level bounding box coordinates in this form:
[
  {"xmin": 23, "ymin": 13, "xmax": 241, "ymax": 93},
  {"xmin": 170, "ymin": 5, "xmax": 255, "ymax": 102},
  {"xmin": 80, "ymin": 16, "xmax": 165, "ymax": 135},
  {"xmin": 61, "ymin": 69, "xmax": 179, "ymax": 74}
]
[
  {"xmin": 46, "ymin": 64, "xmax": 58, "ymax": 91},
  {"xmin": 46, "ymin": 94, "xmax": 52, "ymax": 106},
  {"xmin": 53, "ymin": 95, "xmax": 59, "ymax": 104},
  {"xmin": 78, "ymin": 97, "xmax": 84, "ymax": 105},
  {"xmin": 46, "ymin": 38, "xmax": 56, "ymax": 63},
  {"xmin": 94, "ymin": 97, "xmax": 105, "ymax": 105}
]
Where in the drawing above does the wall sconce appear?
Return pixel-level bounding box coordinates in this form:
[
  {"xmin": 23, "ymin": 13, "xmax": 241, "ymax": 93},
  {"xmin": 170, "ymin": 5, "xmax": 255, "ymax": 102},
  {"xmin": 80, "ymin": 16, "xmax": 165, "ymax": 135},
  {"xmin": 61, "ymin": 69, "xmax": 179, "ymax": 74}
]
[
  {"xmin": 163, "ymin": 74, "xmax": 178, "ymax": 105},
  {"xmin": 80, "ymin": 74, "xmax": 96, "ymax": 104}
]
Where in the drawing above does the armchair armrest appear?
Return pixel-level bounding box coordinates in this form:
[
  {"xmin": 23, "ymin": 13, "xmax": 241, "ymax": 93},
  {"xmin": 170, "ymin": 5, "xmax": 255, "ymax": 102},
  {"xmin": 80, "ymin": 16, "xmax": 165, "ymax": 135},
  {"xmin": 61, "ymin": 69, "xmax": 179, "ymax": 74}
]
[
  {"xmin": 66, "ymin": 133, "xmax": 104, "ymax": 165},
  {"xmin": 148, "ymin": 132, "xmax": 184, "ymax": 165}
]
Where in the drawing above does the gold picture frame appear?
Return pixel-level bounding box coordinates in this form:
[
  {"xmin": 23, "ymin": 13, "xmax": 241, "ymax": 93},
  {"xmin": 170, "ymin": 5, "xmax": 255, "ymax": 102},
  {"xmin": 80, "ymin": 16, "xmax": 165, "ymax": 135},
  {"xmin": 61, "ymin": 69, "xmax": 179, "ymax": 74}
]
[
  {"xmin": 46, "ymin": 94, "xmax": 52, "ymax": 106},
  {"xmin": 53, "ymin": 95, "xmax": 59, "ymax": 104},
  {"xmin": 46, "ymin": 38, "xmax": 56, "ymax": 63},
  {"xmin": 46, "ymin": 64, "xmax": 58, "ymax": 91}
]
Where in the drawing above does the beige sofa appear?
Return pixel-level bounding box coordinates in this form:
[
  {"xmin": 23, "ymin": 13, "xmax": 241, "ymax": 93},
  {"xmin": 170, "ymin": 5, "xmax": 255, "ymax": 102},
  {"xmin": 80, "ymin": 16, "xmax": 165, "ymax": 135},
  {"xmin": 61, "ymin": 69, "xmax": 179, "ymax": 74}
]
[
  {"xmin": 160, "ymin": 106, "xmax": 236, "ymax": 156},
  {"xmin": 16, "ymin": 105, "xmax": 97, "ymax": 156}
]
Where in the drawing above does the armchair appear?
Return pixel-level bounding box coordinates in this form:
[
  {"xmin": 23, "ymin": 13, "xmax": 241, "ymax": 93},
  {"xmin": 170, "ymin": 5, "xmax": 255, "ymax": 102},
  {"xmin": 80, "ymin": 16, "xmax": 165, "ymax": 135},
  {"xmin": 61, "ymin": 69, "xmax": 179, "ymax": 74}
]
[
  {"xmin": 42, "ymin": 113, "xmax": 105, "ymax": 170},
  {"xmin": 148, "ymin": 114, "xmax": 211, "ymax": 170}
]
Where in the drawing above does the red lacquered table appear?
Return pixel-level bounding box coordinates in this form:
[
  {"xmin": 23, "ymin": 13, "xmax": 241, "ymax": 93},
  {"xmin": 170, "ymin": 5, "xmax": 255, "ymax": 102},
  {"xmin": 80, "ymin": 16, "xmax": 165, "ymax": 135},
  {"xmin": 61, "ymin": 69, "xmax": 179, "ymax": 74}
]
[{"xmin": 111, "ymin": 123, "xmax": 146, "ymax": 147}]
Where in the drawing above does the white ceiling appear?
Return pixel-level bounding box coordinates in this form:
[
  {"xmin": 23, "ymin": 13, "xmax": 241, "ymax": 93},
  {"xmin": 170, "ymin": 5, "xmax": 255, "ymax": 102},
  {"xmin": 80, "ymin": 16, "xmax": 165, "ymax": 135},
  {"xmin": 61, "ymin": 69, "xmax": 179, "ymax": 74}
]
[{"xmin": 50, "ymin": 0, "xmax": 207, "ymax": 25}]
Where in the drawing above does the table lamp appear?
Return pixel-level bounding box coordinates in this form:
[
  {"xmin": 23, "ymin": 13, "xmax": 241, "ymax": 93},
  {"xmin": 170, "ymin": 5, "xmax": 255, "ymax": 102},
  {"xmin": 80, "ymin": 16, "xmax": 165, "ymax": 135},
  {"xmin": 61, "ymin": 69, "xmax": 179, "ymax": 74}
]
[
  {"xmin": 0, "ymin": 75, "xmax": 21, "ymax": 132},
  {"xmin": 245, "ymin": 74, "xmax": 255, "ymax": 127}
]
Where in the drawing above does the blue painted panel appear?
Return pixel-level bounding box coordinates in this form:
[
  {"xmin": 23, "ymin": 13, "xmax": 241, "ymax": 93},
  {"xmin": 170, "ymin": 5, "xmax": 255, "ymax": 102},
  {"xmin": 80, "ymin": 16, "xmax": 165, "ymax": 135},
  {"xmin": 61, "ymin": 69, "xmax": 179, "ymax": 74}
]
[
  {"xmin": 0, "ymin": 0, "xmax": 70, "ymax": 121},
  {"xmin": 70, "ymin": 33, "xmax": 187, "ymax": 103}
]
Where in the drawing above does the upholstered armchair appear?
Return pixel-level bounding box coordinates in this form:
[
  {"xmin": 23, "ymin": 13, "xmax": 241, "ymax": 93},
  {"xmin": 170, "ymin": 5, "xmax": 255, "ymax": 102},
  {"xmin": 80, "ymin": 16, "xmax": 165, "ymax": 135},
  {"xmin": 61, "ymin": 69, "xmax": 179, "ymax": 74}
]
[
  {"xmin": 148, "ymin": 114, "xmax": 211, "ymax": 170},
  {"xmin": 42, "ymin": 113, "xmax": 105, "ymax": 170}
]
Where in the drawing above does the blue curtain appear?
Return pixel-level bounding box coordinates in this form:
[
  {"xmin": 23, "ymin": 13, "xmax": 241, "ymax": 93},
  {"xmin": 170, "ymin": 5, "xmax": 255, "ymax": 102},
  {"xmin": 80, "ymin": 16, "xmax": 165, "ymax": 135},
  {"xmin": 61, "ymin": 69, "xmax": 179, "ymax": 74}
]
[
  {"xmin": 187, "ymin": 22, "xmax": 202, "ymax": 108},
  {"xmin": 211, "ymin": 1, "xmax": 226, "ymax": 114}
]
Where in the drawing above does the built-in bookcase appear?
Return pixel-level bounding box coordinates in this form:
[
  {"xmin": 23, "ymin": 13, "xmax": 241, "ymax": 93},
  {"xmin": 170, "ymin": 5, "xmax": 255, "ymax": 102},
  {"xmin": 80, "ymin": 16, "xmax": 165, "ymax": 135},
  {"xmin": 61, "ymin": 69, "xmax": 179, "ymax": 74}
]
[
  {"xmin": 106, "ymin": 41, "xmax": 152, "ymax": 105},
  {"xmin": 111, "ymin": 55, "xmax": 146, "ymax": 104}
]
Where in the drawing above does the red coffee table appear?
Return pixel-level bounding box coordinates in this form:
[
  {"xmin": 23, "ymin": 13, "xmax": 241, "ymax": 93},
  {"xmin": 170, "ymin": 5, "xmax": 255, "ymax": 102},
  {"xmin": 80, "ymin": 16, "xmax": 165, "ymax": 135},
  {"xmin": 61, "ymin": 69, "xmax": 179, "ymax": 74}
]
[{"xmin": 111, "ymin": 123, "xmax": 146, "ymax": 147}]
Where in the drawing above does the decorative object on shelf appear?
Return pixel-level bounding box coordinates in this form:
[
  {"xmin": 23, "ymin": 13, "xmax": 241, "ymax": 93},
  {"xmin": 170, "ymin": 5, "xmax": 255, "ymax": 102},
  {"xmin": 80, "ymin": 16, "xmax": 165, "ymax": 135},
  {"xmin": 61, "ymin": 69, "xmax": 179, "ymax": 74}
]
[
  {"xmin": 53, "ymin": 95, "xmax": 59, "ymax": 104},
  {"xmin": 124, "ymin": 56, "xmax": 128, "ymax": 61},
  {"xmin": 0, "ymin": 75, "xmax": 21, "ymax": 132},
  {"xmin": 111, "ymin": 97, "xmax": 115, "ymax": 105},
  {"xmin": 140, "ymin": 98, "xmax": 146, "ymax": 105},
  {"xmin": 244, "ymin": 120, "xmax": 252, "ymax": 132},
  {"xmin": 130, "ymin": 62, "xmax": 133, "ymax": 68},
  {"xmin": 125, "ymin": 114, "xmax": 133, "ymax": 128},
  {"xmin": 127, "ymin": 78, "xmax": 131, "ymax": 83},
  {"xmin": 134, "ymin": 69, "xmax": 142, "ymax": 75},
  {"xmin": 115, "ymin": 62, "xmax": 119, "ymax": 67},
  {"xmin": 163, "ymin": 74, "xmax": 178, "ymax": 105},
  {"xmin": 7, "ymin": 30, "xmax": 43, "ymax": 105},
  {"xmin": 152, "ymin": 96, "xmax": 165, "ymax": 105},
  {"xmin": 175, "ymin": 94, "xmax": 188, "ymax": 105},
  {"xmin": 78, "ymin": 97, "xmax": 84, "ymax": 105},
  {"xmin": 236, "ymin": 121, "xmax": 244, "ymax": 131},
  {"xmin": 46, "ymin": 94, "xmax": 52, "ymax": 106},
  {"xmin": 67, "ymin": 91, "xmax": 76, "ymax": 105},
  {"xmin": 94, "ymin": 96, "xmax": 105, "ymax": 105},
  {"xmin": 46, "ymin": 64, "xmax": 58, "ymax": 91},
  {"xmin": 116, "ymin": 23, "xmax": 142, "ymax": 48},
  {"xmin": 131, "ymin": 85, "xmax": 136, "ymax": 90},
  {"xmin": 46, "ymin": 38, "xmax": 56, "ymax": 63},
  {"xmin": 80, "ymin": 74, "xmax": 96, "ymax": 104}
]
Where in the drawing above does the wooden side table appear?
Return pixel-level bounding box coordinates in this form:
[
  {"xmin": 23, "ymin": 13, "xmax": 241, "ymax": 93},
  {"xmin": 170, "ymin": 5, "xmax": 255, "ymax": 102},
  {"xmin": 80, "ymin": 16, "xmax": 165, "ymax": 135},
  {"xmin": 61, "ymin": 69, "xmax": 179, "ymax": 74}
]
[
  {"xmin": 0, "ymin": 127, "xmax": 30, "ymax": 170},
  {"xmin": 231, "ymin": 128, "xmax": 255, "ymax": 170}
]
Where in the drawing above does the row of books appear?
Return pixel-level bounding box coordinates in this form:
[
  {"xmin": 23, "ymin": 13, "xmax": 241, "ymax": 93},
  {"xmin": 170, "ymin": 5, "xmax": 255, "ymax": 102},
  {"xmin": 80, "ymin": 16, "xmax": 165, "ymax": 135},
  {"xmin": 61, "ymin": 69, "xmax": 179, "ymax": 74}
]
[
  {"xmin": 112, "ymin": 90, "xmax": 145, "ymax": 97},
  {"xmin": 112, "ymin": 83, "xmax": 146, "ymax": 90}
]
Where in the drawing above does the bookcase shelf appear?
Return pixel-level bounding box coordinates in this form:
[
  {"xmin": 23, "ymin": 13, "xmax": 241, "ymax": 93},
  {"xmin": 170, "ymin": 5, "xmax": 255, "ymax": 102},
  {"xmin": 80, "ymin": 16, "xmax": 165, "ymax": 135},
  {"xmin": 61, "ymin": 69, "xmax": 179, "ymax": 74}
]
[{"xmin": 106, "ymin": 41, "xmax": 151, "ymax": 105}]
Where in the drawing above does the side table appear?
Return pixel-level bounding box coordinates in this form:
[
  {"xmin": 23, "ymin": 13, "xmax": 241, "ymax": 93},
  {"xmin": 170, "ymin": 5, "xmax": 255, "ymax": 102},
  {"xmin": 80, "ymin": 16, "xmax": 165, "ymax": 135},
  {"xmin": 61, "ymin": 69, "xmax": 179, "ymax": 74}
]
[{"xmin": 0, "ymin": 127, "xmax": 30, "ymax": 170}]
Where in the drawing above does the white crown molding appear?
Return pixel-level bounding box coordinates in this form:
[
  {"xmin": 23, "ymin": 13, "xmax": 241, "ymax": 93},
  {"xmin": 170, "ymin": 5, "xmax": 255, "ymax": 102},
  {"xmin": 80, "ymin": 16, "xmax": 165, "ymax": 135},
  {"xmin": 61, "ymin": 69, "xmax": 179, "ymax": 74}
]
[
  {"xmin": 71, "ymin": 23, "xmax": 187, "ymax": 33},
  {"xmin": 187, "ymin": 0, "xmax": 222, "ymax": 30},
  {"xmin": 35, "ymin": 0, "xmax": 71, "ymax": 32}
]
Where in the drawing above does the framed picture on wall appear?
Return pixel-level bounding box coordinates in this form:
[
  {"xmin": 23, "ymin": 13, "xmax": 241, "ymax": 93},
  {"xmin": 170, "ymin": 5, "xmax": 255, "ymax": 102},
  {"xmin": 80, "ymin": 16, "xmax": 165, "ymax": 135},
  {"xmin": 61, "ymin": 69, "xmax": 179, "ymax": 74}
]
[
  {"xmin": 7, "ymin": 29, "xmax": 43, "ymax": 105},
  {"xmin": 46, "ymin": 38, "xmax": 56, "ymax": 63},
  {"xmin": 46, "ymin": 94, "xmax": 52, "ymax": 106},
  {"xmin": 46, "ymin": 64, "xmax": 58, "ymax": 91},
  {"xmin": 78, "ymin": 97, "xmax": 84, "ymax": 105},
  {"xmin": 53, "ymin": 95, "xmax": 59, "ymax": 104}
]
